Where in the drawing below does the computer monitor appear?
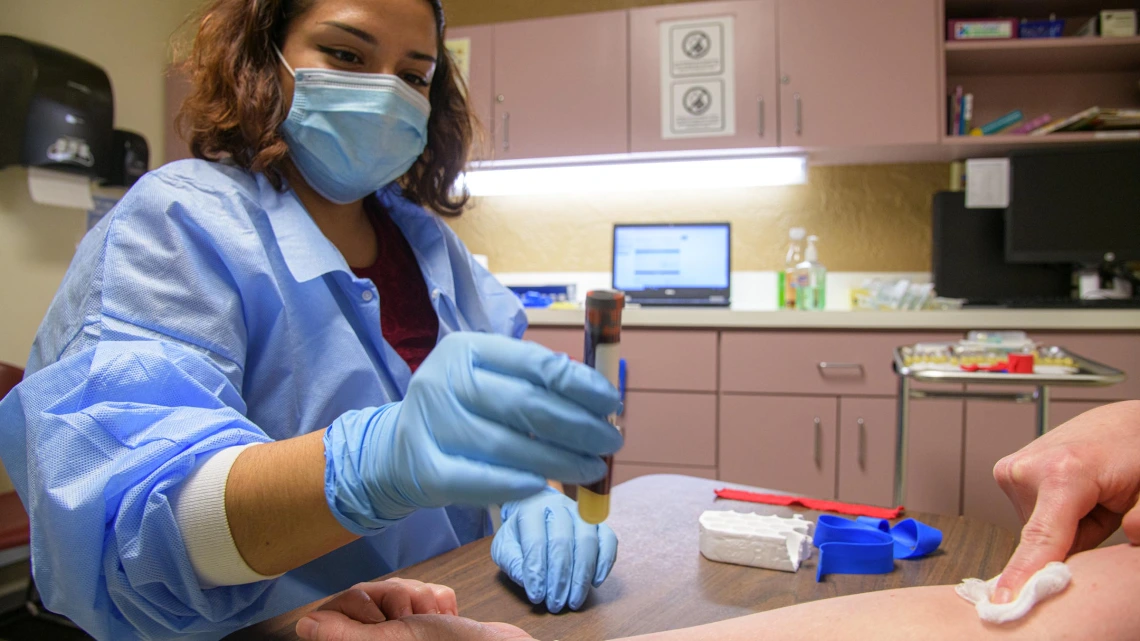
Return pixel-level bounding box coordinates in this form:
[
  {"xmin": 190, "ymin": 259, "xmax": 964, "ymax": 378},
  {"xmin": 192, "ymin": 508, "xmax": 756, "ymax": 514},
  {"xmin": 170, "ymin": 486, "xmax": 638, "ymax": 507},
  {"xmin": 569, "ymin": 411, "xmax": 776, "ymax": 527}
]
[
  {"xmin": 932, "ymin": 192, "xmax": 1072, "ymax": 304},
  {"xmin": 612, "ymin": 223, "xmax": 731, "ymax": 306},
  {"xmin": 1006, "ymin": 145, "xmax": 1140, "ymax": 264}
]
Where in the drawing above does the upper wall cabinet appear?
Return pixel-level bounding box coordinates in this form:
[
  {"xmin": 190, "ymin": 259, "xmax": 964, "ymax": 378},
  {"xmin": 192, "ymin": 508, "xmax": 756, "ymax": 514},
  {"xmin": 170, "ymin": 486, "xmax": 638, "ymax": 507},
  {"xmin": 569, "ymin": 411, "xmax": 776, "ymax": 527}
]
[
  {"xmin": 491, "ymin": 12, "xmax": 629, "ymax": 160},
  {"xmin": 446, "ymin": 26, "xmax": 494, "ymax": 161},
  {"xmin": 777, "ymin": 0, "xmax": 941, "ymax": 148},
  {"xmin": 630, "ymin": 0, "xmax": 778, "ymax": 152}
]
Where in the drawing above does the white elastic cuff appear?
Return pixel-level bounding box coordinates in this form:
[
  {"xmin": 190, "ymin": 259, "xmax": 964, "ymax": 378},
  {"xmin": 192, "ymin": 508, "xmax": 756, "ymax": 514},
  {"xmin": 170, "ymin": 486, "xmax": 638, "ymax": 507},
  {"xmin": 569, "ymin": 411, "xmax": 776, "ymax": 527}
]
[{"xmin": 171, "ymin": 444, "xmax": 283, "ymax": 588}]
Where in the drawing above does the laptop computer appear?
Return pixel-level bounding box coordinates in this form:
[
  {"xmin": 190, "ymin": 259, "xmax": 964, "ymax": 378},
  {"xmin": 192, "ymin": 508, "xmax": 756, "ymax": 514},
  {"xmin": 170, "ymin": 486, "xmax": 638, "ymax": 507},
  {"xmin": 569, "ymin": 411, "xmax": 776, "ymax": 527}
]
[{"xmin": 612, "ymin": 223, "xmax": 731, "ymax": 307}]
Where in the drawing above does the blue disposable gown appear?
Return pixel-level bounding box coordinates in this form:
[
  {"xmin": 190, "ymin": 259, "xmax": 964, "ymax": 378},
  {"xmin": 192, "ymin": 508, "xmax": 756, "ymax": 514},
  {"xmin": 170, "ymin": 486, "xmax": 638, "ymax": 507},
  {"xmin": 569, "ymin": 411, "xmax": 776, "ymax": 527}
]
[{"xmin": 0, "ymin": 160, "xmax": 527, "ymax": 640}]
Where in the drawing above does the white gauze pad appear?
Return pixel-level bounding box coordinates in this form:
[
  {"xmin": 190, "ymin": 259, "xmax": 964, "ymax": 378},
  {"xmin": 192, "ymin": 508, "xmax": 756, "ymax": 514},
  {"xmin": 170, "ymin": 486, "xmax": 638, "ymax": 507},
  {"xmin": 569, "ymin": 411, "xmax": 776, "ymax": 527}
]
[
  {"xmin": 955, "ymin": 561, "xmax": 1072, "ymax": 624},
  {"xmin": 698, "ymin": 510, "xmax": 814, "ymax": 572}
]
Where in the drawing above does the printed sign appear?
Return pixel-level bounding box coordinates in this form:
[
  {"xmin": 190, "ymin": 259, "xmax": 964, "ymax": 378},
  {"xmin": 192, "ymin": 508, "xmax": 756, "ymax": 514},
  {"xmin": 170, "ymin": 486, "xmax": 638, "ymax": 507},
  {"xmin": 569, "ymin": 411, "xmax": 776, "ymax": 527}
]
[
  {"xmin": 660, "ymin": 16, "xmax": 736, "ymax": 139},
  {"xmin": 444, "ymin": 37, "xmax": 472, "ymax": 93}
]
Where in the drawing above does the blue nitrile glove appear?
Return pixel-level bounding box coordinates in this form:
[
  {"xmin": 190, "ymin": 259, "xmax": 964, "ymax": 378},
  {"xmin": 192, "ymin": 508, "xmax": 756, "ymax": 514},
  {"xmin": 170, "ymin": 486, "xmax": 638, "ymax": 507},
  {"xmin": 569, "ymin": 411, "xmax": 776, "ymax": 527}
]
[
  {"xmin": 323, "ymin": 332, "xmax": 624, "ymax": 535},
  {"xmin": 491, "ymin": 486, "xmax": 618, "ymax": 612}
]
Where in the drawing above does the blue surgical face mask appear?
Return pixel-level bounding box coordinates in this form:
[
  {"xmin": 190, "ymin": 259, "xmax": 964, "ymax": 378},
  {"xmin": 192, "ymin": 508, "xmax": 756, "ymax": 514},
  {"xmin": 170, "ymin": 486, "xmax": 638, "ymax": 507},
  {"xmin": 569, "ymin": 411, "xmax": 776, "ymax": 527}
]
[{"xmin": 276, "ymin": 48, "xmax": 431, "ymax": 204}]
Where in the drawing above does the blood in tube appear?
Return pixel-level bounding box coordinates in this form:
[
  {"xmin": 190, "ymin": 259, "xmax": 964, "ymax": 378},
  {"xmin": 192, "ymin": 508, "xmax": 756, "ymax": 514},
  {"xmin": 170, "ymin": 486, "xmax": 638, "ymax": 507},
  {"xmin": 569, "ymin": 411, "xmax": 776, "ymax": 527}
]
[{"xmin": 578, "ymin": 289, "xmax": 624, "ymax": 525}]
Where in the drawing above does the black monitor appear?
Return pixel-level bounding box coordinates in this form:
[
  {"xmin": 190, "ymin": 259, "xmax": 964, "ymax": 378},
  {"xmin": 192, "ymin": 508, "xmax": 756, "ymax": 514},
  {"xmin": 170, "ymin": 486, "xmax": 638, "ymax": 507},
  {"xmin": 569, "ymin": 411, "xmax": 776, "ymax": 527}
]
[
  {"xmin": 1006, "ymin": 145, "xmax": 1140, "ymax": 264},
  {"xmin": 933, "ymin": 192, "xmax": 1072, "ymax": 304}
]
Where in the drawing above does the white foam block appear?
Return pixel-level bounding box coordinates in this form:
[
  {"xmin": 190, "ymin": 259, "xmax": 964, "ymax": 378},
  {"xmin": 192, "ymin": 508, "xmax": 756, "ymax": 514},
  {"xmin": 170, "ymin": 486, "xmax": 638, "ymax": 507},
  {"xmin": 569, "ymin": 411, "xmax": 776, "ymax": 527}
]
[{"xmin": 699, "ymin": 510, "xmax": 814, "ymax": 572}]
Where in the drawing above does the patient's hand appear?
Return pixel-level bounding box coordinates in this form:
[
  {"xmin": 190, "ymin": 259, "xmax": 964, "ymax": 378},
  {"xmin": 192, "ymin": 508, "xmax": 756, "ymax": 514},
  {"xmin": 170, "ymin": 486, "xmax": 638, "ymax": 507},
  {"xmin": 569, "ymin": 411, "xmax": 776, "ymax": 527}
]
[
  {"xmin": 295, "ymin": 579, "xmax": 534, "ymax": 641},
  {"xmin": 992, "ymin": 400, "xmax": 1140, "ymax": 604},
  {"xmin": 297, "ymin": 613, "xmax": 533, "ymax": 641}
]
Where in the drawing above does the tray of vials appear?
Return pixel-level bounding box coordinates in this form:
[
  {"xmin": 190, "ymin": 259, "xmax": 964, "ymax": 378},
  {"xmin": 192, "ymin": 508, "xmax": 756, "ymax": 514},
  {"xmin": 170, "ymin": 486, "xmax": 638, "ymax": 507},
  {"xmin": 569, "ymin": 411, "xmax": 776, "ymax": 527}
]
[{"xmin": 894, "ymin": 341, "xmax": 1126, "ymax": 387}]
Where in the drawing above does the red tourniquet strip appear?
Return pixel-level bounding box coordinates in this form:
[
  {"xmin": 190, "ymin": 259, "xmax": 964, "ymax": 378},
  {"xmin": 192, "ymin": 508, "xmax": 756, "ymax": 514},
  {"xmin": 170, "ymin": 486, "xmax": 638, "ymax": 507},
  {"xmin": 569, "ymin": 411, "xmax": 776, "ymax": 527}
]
[{"xmin": 715, "ymin": 488, "xmax": 905, "ymax": 520}]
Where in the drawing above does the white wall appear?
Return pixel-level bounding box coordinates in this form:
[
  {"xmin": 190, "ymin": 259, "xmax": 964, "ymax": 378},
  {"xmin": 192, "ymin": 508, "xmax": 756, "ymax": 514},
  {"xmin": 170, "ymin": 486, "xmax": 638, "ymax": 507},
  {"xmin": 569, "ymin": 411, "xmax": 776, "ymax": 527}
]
[{"xmin": 0, "ymin": 0, "xmax": 203, "ymax": 493}]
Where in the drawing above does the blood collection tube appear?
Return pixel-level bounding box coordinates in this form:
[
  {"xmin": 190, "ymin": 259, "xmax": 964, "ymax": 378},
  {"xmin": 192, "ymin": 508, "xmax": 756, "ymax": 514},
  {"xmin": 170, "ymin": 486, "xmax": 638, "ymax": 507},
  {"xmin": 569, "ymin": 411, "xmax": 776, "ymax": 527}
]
[{"xmin": 578, "ymin": 289, "xmax": 624, "ymax": 525}]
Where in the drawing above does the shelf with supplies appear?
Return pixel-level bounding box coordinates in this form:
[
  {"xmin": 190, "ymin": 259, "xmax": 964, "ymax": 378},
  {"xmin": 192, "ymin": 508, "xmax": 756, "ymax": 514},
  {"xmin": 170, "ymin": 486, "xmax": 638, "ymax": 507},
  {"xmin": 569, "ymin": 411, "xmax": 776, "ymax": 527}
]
[
  {"xmin": 945, "ymin": 35, "xmax": 1140, "ymax": 74},
  {"xmin": 941, "ymin": 130, "xmax": 1140, "ymax": 156}
]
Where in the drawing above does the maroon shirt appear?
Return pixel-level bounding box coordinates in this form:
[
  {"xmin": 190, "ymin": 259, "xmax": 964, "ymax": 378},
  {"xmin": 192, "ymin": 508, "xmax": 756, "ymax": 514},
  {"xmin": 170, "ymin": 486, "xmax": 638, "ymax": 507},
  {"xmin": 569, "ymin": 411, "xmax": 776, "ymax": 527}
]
[{"xmin": 351, "ymin": 199, "xmax": 439, "ymax": 372}]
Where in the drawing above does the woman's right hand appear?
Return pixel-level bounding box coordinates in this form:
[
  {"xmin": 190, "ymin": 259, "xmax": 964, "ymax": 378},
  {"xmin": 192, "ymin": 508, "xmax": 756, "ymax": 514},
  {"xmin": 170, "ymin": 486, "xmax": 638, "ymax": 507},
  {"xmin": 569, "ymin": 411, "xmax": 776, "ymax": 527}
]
[{"xmin": 323, "ymin": 332, "xmax": 623, "ymax": 532}]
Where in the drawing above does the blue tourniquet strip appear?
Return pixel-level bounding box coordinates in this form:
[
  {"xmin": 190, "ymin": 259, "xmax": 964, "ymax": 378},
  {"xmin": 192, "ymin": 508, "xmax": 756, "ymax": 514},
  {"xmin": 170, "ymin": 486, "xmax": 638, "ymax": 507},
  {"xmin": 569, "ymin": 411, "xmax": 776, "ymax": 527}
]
[{"xmin": 813, "ymin": 515, "xmax": 942, "ymax": 581}]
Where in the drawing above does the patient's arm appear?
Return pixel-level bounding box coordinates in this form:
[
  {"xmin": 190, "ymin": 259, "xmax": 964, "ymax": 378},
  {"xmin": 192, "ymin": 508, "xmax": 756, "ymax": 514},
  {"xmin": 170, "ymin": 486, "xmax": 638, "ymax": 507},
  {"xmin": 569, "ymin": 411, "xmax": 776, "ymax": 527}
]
[{"xmin": 620, "ymin": 543, "xmax": 1140, "ymax": 641}]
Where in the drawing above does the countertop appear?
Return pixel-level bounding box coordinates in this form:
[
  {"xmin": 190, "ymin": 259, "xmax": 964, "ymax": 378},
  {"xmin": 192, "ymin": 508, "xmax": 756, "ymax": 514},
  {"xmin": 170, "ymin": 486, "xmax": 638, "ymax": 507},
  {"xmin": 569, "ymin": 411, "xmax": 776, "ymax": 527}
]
[
  {"xmin": 231, "ymin": 475, "xmax": 1015, "ymax": 641},
  {"xmin": 526, "ymin": 307, "xmax": 1140, "ymax": 330}
]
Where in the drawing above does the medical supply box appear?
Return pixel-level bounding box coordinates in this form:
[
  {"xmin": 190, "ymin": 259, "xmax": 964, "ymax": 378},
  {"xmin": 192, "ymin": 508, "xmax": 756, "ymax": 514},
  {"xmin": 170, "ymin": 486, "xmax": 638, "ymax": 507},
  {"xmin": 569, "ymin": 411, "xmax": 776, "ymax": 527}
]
[
  {"xmin": 948, "ymin": 18, "xmax": 1019, "ymax": 40},
  {"xmin": 1100, "ymin": 10, "xmax": 1138, "ymax": 37}
]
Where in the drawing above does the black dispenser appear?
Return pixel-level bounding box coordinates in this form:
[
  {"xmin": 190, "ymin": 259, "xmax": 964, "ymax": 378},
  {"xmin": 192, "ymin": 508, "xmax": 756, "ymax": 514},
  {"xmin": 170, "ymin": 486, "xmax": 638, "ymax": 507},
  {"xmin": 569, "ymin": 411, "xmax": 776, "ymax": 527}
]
[{"xmin": 0, "ymin": 35, "xmax": 114, "ymax": 180}]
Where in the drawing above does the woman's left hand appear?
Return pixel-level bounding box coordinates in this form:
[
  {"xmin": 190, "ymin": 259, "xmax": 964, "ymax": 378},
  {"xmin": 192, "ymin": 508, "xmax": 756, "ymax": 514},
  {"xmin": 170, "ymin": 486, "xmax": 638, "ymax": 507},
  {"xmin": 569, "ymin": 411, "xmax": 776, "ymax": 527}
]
[
  {"xmin": 491, "ymin": 487, "xmax": 619, "ymax": 612},
  {"xmin": 295, "ymin": 578, "xmax": 458, "ymax": 640}
]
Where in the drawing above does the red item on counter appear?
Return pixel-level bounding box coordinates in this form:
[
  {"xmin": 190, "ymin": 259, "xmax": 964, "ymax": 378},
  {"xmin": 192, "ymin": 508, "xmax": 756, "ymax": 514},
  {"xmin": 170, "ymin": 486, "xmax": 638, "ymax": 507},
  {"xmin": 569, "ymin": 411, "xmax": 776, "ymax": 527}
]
[
  {"xmin": 1008, "ymin": 353, "xmax": 1035, "ymax": 374},
  {"xmin": 715, "ymin": 488, "xmax": 905, "ymax": 519}
]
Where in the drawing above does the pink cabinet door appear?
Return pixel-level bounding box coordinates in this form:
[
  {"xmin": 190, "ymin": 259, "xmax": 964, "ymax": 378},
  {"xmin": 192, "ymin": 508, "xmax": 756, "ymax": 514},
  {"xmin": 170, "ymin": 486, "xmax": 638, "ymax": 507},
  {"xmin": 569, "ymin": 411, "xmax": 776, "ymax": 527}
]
[
  {"xmin": 837, "ymin": 397, "xmax": 895, "ymax": 508},
  {"xmin": 630, "ymin": 0, "xmax": 778, "ymax": 152},
  {"xmin": 720, "ymin": 395, "xmax": 838, "ymax": 499},
  {"xmin": 493, "ymin": 12, "xmax": 629, "ymax": 160},
  {"xmin": 616, "ymin": 391, "xmax": 717, "ymax": 467},
  {"xmin": 1032, "ymin": 332, "xmax": 1140, "ymax": 402},
  {"xmin": 446, "ymin": 26, "xmax": 494, "ymax": 161},
  {"xmin": 777, "ymin": 0, "xmax": 940, "ymax": 148},
  {"xmin": 906, "ymin": 399, "xmax": 965, "ymax": 516},
  {"xmin": 837, "ymin": 397, "xmax": 965, "ymax": 513},
  {"xmin": 963, "ymin": 400, "xmax": 1037, "ymax": 533}
]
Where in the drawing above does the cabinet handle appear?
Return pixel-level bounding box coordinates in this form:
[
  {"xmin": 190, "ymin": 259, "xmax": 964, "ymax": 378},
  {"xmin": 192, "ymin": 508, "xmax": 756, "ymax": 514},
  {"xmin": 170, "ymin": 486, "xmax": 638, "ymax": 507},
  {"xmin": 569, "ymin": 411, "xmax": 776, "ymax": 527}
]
[
  {"xmin": 813, "ymin": 417, "xmax": 822, "ymax": 469},
  {"xmin": 758, "ymin": 97, "xmax": 765, "ymax": 137},
  {"xmin": 502, "ymin": 113, "xmax": 511, "ymax": 152},
  {"xmin": 794, "ymin": 93, "xmax": 803, "ymax": 136},
  {"xmin": 818, "ymin": 362, "xmax": 864, "ymax": 373},
  {"xmin": 857, "ymin": 418, "xmax": 867, "ymax": 471}
]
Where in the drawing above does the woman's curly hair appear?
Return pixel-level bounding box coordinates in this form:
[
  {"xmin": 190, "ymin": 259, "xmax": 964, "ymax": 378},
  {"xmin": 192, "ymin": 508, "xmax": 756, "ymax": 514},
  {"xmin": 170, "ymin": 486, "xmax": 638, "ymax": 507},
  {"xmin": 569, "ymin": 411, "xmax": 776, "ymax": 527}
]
[{"xmin": 176, "ymin": 0, "xmax": 472, "ymax": 215}]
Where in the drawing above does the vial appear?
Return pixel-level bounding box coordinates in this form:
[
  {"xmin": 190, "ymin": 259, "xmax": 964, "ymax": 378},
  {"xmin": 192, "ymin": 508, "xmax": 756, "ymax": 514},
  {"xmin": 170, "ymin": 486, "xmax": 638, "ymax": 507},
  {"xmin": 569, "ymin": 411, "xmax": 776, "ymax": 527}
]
[{"xmin": 578, "ymin": 289, "xmax": 624, "ymax": 525}]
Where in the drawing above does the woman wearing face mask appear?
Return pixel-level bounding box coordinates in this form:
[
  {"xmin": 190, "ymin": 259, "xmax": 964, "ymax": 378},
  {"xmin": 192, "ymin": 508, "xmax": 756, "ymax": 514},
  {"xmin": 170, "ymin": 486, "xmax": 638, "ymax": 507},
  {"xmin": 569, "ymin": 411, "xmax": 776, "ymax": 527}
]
[{"xmin": 0, "ymin": 1, "xmax": 621, "ymax": 639}]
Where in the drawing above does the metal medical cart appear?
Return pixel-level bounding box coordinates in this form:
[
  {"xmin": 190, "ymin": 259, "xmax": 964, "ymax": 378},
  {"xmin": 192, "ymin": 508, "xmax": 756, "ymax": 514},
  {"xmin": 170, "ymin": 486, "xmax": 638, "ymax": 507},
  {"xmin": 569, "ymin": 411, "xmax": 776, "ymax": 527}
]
[{"xmin": 891, "ymin": 344, "xmax": 1126, "ymax": 507}]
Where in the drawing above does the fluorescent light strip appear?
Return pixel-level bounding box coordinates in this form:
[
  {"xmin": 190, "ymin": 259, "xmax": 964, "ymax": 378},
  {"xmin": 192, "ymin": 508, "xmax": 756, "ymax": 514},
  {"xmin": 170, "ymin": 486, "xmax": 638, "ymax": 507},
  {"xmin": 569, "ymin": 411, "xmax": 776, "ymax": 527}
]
[{"xmin": 462, "ymin": 156, "xmax": 807, "ymax": 197}]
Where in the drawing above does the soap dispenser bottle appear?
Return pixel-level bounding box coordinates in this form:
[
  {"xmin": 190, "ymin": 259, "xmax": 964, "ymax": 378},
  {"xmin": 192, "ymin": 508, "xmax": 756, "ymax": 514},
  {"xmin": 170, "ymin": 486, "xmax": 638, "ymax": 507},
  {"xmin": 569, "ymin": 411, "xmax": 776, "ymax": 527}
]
[
  {"xmin": 779, "ymin": 227, "xmax": 806, "ymax": 310},
  {"xmin": 794, "ymin": 235, "xmax": 827, "ymax": 311}
]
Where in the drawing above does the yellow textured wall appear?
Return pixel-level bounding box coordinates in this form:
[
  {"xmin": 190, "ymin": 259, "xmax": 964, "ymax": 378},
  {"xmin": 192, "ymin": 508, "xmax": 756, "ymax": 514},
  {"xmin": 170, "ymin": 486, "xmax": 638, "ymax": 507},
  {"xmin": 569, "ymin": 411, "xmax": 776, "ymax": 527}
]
[{"xmin": 450, "ymin": 163, "xmax": 950, "ymax": 273}]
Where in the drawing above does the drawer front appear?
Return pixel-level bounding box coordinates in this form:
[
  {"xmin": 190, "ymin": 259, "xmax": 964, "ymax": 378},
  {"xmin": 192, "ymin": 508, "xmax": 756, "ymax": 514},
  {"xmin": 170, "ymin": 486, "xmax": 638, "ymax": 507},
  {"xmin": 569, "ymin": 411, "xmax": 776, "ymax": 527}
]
[
  {"xmin": 524, "ymin": 328, "xmax": 584, "ymax": 361},
  {"xmin": 1033, "ymin": 332, "xmax": 1140, "ymax": 401},
  {"xmin": 623, "ymin": 330, "xmax": 718, "ymax": 391},
  {"xmin": 613, "ymin": 463, "xmax": 717, "ymax": 487},
  {"xmin": 616, "ymin": 391, "xmax": 716, "ymax": 467},
  {"xmin": 720, "ymin": 331, "xmax": 961, "ymax": 395},
  {"xmin": 719, "ymin": 395, "xmax": 838, "ymax": 499}
]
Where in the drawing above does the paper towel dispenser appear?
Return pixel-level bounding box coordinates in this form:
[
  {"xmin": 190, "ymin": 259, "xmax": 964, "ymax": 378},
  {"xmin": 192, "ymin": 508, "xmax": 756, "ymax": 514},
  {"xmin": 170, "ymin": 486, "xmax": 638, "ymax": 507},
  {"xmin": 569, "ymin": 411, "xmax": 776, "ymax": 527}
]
[
  {"xmin": 0, "ymin": 35, "xmax": 114, "ymax": 180},
  {"xmin": 105, "ymin": 129, "xmax": 149, "ymax": 188}
]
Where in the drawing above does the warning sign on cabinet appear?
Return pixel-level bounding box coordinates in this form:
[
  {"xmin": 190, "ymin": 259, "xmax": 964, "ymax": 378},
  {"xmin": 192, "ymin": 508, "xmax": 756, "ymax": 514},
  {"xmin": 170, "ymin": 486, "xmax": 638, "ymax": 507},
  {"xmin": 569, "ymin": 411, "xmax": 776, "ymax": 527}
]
[
  {"xmin": 444, "ymin": 37, "xmax": 472, "ymax": 90},
  {"xmin": 660, "ymin": 16, "xmax": 736, "ymax": 139}
]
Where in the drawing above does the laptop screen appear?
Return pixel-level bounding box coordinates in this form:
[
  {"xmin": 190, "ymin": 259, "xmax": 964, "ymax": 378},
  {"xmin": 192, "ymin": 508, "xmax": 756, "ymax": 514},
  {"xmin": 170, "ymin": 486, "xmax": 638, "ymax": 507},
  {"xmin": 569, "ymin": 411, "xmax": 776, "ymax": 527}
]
[{"xmin": 612, "ymin": 224, "xmax": 730, "ymax": 292}]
